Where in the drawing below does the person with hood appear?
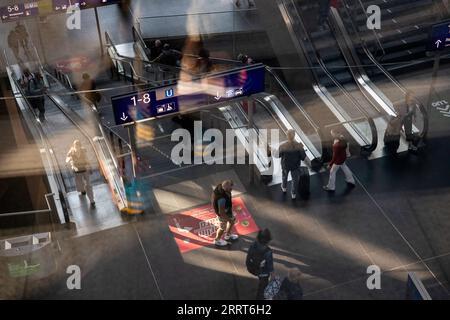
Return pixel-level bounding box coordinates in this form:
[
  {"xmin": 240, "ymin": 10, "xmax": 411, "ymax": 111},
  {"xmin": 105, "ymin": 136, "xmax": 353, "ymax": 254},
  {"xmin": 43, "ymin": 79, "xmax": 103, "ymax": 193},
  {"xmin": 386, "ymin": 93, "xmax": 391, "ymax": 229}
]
[
  {"xmin": 212, "ymin": 180, "xmax": 238, "ymax": 247},
  {"xmin": 323, "ymin": 130, "xmax": 355, "ymax": 192},
  {"xmin": 66, "ymin": 140, "xmax": 96, "ymax": 208},
  {"xmin": 246, "ymin": 228, "xmax": 274, "ymax": 300}
]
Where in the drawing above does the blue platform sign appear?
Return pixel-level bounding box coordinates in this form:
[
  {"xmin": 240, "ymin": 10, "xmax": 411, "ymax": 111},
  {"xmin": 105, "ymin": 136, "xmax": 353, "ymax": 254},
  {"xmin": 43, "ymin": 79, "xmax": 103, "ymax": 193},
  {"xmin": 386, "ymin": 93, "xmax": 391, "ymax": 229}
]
[
  {"xmin": 0, "ymin": 2, "xmax": 39, "ymax": 22},
  {"xmin": 52, "ymin": 0, "xmax": 120, "ymax": 11},
  {"xmin": 111, "ymin": 65, "xmax": 266, "ymax": 125},
  {"xmin": 428, "ymin": 21, "xmax": 450, "ymax": 52}
]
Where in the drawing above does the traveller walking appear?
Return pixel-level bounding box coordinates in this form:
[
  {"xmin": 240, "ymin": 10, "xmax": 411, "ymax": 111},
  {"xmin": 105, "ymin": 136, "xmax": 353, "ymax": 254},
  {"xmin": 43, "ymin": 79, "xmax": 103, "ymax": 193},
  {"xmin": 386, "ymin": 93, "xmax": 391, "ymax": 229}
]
[
  {"xmin": 323, "ymin": 130, "xmax": 355, "ymax": 192},
  {"xmin": 212, "ymin": 180, "xmax": 239, "ymax": 247},
  {"xmin": 246, "ymin": 229, "xmax": 274, "ymax": 300},
  {"xmin": 66, "ymin": 140, "xmax": 96, "ymax": 208},
  {"xmin": 277, "ymin": 129, "xmax": 307, "ymax": 200},
  {"xmin": 274, "ymin": 268, "xmax": 304, "ymax": 300}
]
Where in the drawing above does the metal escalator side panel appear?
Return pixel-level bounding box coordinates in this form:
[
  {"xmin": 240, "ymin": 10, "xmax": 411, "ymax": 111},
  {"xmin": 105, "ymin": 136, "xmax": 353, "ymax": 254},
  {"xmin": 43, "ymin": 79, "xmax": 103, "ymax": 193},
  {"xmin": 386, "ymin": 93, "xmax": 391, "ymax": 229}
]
[
  {"xmin": 252, "ymin": 93, "xmax": 321, "ymax": 161},
  {"xmin": 335, "ymin": 3, "xmax": 428, "ymax": 139},
  {"xmin": 279, "ymin": 0, "xmax": 377, "ymax": 153}
]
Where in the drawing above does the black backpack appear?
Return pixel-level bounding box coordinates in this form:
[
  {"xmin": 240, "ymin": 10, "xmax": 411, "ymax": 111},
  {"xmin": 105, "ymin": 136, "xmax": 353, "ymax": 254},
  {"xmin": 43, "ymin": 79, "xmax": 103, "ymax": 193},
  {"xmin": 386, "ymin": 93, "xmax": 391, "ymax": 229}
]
[{"xmin": 246, "ymin": 241, "xmax": 270, "ymax": 276}]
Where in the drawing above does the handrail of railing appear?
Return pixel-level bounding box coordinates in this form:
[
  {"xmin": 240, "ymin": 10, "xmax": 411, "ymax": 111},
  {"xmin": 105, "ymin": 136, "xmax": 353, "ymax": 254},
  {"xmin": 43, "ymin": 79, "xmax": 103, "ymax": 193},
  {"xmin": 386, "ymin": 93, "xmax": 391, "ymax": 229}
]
[
  {"xmin": 44, "ymin": 70, "xmax": 132, "ymax": 156},
  {"xmin": 137, "ymin": 8, "xmax": 258, "ymax": 20},
  {"xmin": 106, "ymin": 30, "xmax": 184, "ymax": 74},
  {"xmin": 265, "ymin": 66, "xmax": 319, "ymax": 132},
  {"xmin": 286, "ymin": 0, "xmax": 371, "ymax": 119},
  {"xmin": 44, "ymin": 86, "xmax": 129, "ymax": 208},
  {"xmin": 3, "ymin": 49, "xmax": 70, "ymax": 223},
  {"xmin": 54, "ymin": 68, "xmax": 74, "ymax": 90}
]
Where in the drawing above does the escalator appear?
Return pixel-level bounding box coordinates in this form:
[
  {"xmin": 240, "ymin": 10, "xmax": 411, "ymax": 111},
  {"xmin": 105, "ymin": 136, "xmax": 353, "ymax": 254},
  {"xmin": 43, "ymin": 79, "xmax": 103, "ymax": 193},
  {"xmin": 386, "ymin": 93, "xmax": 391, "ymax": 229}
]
[
  {"xmin": 344, "ymin": 0, "xmax": 449, "ymax": 74},
  {"xmin": 331, "ymin": 2, "xmax": 428, "ymax": 145},
  {"xmin": 279, "ymin": 0, "xmax": 378, "ymax": 157},
  {"xmin": 4, "ymin": 45, "xmax": 136, "ymax": 223}
]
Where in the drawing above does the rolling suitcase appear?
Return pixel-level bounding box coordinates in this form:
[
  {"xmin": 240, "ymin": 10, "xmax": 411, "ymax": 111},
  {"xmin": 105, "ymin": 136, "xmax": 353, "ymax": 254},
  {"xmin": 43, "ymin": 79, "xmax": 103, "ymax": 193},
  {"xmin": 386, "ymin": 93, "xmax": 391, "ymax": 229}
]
[{"xmin": 298, "ymin": 167, "xmax": 310, "ymax": 199}]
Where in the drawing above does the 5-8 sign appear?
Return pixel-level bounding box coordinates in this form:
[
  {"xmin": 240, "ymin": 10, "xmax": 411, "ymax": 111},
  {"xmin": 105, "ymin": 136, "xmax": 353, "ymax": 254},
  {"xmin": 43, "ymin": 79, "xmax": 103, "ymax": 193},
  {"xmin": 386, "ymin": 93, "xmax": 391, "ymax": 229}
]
[{"xmin": 7, "ymin": 5, "xmax": 20, "ymax": 13}]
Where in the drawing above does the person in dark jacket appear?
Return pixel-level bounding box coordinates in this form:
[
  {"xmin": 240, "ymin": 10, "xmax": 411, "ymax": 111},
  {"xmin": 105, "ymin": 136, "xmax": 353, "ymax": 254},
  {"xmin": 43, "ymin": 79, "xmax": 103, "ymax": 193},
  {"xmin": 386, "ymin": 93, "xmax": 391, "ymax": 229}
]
[
  {"xmin": 318, "ymin": 0, "xmax": 331, "ymax": 30},
  {"xmin": 151, "ymin": 43, "xmax": 181, "ymax": 67},
  {"xmin": 212, "ymin": 180, "xmax": 238, "ymax": 247},
  {"xmin": 150, "ymin": 39, "xmax": 163, "ymax": 60},
  {"xmin": 275, "ymin": 268, "xmax": 303, "ymax": 300},
  {"xmin": 248, "ymin": 229, "xmax": 274, "ymax": 300},
  {"xmin": 277, "ymin": 129, "xmax": 307, "ymax": 199},
  {"xmin": 26, "ymin": 72, "xmax": 47, "ymax": 121},
  {"xmin": 323, "ymin": 130, "xmax": 355, "ymax": 192}
]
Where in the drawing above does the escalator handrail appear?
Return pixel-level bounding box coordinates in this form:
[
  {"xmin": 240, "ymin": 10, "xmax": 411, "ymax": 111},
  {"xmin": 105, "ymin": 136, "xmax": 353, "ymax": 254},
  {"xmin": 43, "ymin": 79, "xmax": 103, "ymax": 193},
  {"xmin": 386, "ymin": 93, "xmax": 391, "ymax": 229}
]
[
  {"xmin": 44, "ymin": 70, "xmax": 133, "ymax": 155},
  {"xmin": 281, "ymin": 0, "xmax": 376, "ymax": 150},
  {"xmin": 132, "ymin": 26, "xmax": 246, "ymax": 75},
  {"xmin": 3, "ymin": 51, "xmax": 70, "ymax": 223},
  {"xmin": 105, "ymin": 31, "xmax": 184, "ymax": 75},
  {"xmin": 265, "ymin": 66, "xmax": 320, "ymax": 132},
  {"xmin": 339, "ymin": 0, "xmax": 429, "ymax": 139},
  {"xmin": 285, "ymin": 0, "xmax": 372, "ymax": 122}
]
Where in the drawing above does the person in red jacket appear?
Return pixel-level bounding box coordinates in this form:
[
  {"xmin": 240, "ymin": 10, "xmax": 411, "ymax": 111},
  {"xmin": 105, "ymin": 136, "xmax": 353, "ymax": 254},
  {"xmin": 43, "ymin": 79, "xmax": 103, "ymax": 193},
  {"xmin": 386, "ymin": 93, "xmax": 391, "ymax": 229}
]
[{"xmin": 323, "ymin": 130, "xmax": 355, "ymax": 192}]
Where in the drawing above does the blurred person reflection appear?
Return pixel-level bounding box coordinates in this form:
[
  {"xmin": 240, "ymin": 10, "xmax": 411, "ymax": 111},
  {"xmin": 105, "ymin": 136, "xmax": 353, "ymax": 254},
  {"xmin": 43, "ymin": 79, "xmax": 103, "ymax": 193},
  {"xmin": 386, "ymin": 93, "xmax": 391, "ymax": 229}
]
[
  {"xmin": 66, "ymin": 140, "xmax": 96, "ymax": 208},
  {"xmin": 15, "ymin": 21, "xmax": 29, "ymax": 55},
  {"xmin": 7, "ymin": 29, "xmax": 21, "ymax": 61},
  {"xmin": 79, "ymin": 73, "xmax": 101, "ymax": 108}
]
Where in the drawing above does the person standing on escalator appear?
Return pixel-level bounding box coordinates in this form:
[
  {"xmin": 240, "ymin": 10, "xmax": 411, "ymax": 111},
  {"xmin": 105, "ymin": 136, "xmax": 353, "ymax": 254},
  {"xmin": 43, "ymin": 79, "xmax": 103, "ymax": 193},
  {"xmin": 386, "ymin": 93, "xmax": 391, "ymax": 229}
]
[
  {"xmin": 66, "ymin": 140, "xmax": 96, "ymax": 208},
  {"xmin": 318, "ymin": 0, "xmax": 331, "ymax": 31},
  {"xmin": 26, "ymin": 72, "xmax": 47, "ymax": 122}
]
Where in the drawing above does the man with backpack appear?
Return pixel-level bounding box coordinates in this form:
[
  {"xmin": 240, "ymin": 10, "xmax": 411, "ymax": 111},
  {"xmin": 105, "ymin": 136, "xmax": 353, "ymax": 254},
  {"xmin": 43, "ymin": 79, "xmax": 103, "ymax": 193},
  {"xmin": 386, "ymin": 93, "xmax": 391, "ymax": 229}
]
[
  {"xmin": 323, "ymin": 130, "xmax": 355, "ymax": 192},
  {"xmin": 246, "ymin": 229, "xmax": 274, "ymax": 300},
  {"xmin": 212, "ymin": 180, "xmax": 239, "ymax": 247},
  {"xmin": 277, "ymin": 129, "xmax": 307, "ymax": 200}
]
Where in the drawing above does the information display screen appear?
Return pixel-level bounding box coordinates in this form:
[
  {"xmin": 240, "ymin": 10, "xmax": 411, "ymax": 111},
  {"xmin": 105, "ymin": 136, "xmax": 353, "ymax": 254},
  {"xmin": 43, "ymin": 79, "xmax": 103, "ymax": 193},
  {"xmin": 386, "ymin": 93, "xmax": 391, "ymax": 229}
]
[
  {"xmin": 0, "ymin": 2, "xmax": 39, "ymax": 22},
  {"xmin": 428, "ymin": 21, "xmax": 450, "ymax": 52},
  {"xmin": 111, "ymin": 65, "xmax": 266, "ymax": 126}
]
